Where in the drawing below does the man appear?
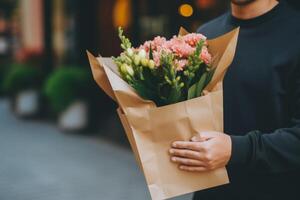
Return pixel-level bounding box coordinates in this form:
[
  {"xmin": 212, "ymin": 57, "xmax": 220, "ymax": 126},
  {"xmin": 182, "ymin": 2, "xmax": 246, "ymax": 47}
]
[{"xmin": 168, "ymin": 0, "xmax": 300, "ymax": 199}]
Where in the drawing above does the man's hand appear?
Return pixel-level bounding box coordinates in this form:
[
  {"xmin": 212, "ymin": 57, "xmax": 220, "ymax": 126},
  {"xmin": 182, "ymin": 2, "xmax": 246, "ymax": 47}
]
[{"xmin": 169, "ymin": 131, "xmax": 232, "ymax": 172}]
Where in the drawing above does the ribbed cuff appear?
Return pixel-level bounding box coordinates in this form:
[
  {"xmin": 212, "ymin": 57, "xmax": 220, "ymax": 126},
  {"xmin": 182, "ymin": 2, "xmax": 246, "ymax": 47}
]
[{"xmin": 228, "ymin": 135, "xmax": 251, "ymax": 166}]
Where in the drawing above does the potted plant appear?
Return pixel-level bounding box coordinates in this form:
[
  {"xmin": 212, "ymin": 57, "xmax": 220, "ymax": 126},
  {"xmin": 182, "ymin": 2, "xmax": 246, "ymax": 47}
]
[
  {"xmin": 2, "ymin": 63, "xmax": 43, "ymax": 117},
  {"xmin": 44, "ymin": 66, "xmax": 98, "ymax": 132}
]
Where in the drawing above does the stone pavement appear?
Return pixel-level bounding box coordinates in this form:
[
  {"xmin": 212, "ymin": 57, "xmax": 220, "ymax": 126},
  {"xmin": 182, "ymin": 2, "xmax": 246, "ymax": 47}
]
[{"xmin": 0, "ymin": 99, "xmax": 192, "ymax": 200}]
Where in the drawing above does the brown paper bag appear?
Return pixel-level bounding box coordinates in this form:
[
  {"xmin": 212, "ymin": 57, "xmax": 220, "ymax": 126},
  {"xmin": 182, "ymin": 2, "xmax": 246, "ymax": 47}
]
[{"xmin": 87, "ymin": 27, "xmax": 239, "ymax": 200}]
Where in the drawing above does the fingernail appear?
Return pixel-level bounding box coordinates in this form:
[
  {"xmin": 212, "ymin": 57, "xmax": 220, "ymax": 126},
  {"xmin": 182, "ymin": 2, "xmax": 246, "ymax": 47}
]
[
  {"xmin": 171, "ymin": 157, "xmax": 176, "ymax": 162},
  {"xmin": 172, "ymin": 143, "xmax": 177, "ymax": 147},
  {"xmin": 179, "ymin": 166, "xmax": 184, "ymax": 170},
  {"xmin": 169, "ymin": 149, "xmax": 174, "ymax": 154}
]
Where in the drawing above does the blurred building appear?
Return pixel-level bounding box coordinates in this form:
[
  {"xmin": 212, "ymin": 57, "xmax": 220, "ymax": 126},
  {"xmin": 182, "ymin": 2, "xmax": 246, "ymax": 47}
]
[
  {"xmin": 54, "ymin": 0, "xmax": 230, "ymax": 64},
  {"xmin": 1, "ymin": 0, "xmax": 299, "ymax": 69},
  {"xmin": 0, "ymin": 0, "xmax": 228, "ymax": 68}
]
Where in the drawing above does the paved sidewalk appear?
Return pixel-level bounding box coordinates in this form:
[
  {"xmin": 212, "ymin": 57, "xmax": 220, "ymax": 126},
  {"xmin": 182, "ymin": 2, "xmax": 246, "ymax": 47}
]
[{"xmin": 0, "ymin": 99, "xmax": 192, "ymax": 200}]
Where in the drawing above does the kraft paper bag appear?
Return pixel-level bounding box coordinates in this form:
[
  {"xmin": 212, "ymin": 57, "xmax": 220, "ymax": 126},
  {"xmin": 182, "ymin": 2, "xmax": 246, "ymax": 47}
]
[{"xmin": 87, "ymin": 27, "xmax": 240, "ymax": 200}]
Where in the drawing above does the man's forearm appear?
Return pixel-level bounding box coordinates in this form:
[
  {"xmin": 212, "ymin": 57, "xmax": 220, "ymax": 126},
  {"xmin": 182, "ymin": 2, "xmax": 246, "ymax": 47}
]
[{"xmin": 229, "ymin": 127, "xmax": 300, "ymax": 173}]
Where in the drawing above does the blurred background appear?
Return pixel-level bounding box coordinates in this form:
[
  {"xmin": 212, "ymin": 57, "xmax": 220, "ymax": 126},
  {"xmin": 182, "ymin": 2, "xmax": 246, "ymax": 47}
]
[{"xmin": 0, "ymin": 0, "xmax": 299, "ymax": 200}]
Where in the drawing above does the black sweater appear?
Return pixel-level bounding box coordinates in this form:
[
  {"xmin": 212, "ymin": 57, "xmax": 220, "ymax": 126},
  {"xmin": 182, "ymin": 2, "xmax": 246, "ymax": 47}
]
[{"xmin": 194, "ymin": 1, "xmax": 300, "ymax": 200}]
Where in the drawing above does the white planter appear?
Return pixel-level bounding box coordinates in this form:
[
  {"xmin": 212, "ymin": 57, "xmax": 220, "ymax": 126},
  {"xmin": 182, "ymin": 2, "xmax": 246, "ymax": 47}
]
[
  {"xmin": 58, "ymin": 101, "xmax": 88, "ymax": 131},
  {"xmin": 15, "ymin": 90, "xmax": 39, "ymax": 117}
]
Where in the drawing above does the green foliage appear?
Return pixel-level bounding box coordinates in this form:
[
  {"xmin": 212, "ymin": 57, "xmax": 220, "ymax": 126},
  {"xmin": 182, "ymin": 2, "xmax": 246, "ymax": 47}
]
[
  {"xmin": 184, "ymin": 40, "xmax": 206, "ymax": 87},
  {"xmin": 159, "ymin": 53, "xmax": 184, "ymax": 105},
  {"xmin": 44, "ymin": 66, "xmax": 93, "ymax": 113},
  {"xmin": 187, "ymin": 68, "xmax": 215, "ymax": 99},
  {"xmin": 2, "ymin": 63, "xmax": 43, "ymax": 95}
]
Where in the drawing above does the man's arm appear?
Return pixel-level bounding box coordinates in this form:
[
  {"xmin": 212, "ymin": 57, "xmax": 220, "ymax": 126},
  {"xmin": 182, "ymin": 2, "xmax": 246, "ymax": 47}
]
[
  {"xmin": 169, "ymin": 63, "xmax": 300, "ymax": 173},
  {"xmin": 230, "ymin": 113, "xmax": 300, "ymax": 171},
  {"xmin": 230, "ymin": 63, "xmax": 300, "ymax": 172}
]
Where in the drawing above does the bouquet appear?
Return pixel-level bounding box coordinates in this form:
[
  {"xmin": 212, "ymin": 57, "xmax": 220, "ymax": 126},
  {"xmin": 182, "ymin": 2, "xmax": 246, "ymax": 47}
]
[
  {"xmin": 88, "ymin": 27, "xmax": 239, "ymax": 200},
  {"xmin": 113, "ymin": 28, "xmax": 214, "ymax": 106}
]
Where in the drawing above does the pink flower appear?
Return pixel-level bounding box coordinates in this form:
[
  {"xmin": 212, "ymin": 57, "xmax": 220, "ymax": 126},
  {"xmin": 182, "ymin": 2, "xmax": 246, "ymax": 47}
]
[
  {"xmin": 153, "ymin": 36, "xmax": 167, "ymax": 48},
  {"xmin": 139, "ymin": 36, "xmax": 167, "ymax": 52},
  {"xmin": 153, "ymin": 51, "xmax": 161, "ymax": 66},
  {"xmin": 200, "ymin": 46, "xmax": 212, "ymax": 65},
  {"xmin": 156, "ymin": 45, "xmax": 172, "ymax": 55},
  {"xmin": 139, "ymin": 41, "xmax": 151, "ymax": 52},
  {"xmin": 183, "ymin": 33, "xmax": 207, "ymax": 47},
  {"xmin": 175, "ymin": 59, "xmax": 188, "ymax": 71},
  {"xmin": 137, "ymin": 33, "xmax": 211, "ymax": 68},
  {"xmin": 151, "ymin": 47, "xmax": 173, "ymax": 67},
  {"xmin": 167, "ymin": 36, "xmax": 195, "ymax": 58}
]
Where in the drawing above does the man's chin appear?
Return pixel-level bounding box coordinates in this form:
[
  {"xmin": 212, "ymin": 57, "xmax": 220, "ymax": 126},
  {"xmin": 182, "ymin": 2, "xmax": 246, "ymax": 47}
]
[{"xmin": 231, "ymin": 0, "xmax": 256, "ymax": 6}]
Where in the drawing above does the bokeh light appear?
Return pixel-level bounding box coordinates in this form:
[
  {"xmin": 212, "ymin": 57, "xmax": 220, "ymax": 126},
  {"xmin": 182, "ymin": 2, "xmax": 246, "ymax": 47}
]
[
  {"xmin": 179, "ymin": 4, "xmax": 194, "ymax": 18},
  {"xmin": 113, "ymin": 0, "xmax": 132, "ymax": 28},
  {"xmin": 196, "ymin": 0, "xmax": 216, "ymax": 9}
]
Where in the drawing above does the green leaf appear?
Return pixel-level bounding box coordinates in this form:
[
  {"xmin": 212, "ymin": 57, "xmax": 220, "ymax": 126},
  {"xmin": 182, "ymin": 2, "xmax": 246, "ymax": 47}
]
[
  {"xmin": 188, "ymin": 72, "xmax": 208, "ymax": 100},
  {"xmin": 149, "ymin": 45, "xmax": 154, "ymax": 60},
  {"xmin": 158, "ymin": 84, "xmax": 182, "ymax": 106},
  {"xmin": 188, "ymin": 85, "xmax": 196, "ymax": 100},
  {"xmin": 204, "ymin": 68, "xmax": 215, "ymax": 86},
  {"xmin": 131, "ymin": 81, "xmax": 157, "ymax": 101},
  {"xmin": 170, "ymin": 88, "xmax": 182, "ymax": 103},
  {"xmin": 194, "ymin": 40, "xmax": 204, "ymax": 57}
]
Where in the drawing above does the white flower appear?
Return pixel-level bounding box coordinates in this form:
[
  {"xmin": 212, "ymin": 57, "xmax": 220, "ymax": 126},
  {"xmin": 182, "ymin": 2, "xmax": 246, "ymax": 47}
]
[
  {"xmin": 138, "ymin": 49, "xmax": 147, "ymax": 59},
  {"xmin": 133, "ymin": 55, "xmax": 141, "ymax": 65},
  {"xmin": 126, "ymin": 48, "xmax": 134, "ymax": 57},
  {"xmin": 148, "ymin": 60, "xmax": 155, "ymax": 69},
  {"xmin": 141, "ymin": 58, "xmax": 149, "ymax": 67}
]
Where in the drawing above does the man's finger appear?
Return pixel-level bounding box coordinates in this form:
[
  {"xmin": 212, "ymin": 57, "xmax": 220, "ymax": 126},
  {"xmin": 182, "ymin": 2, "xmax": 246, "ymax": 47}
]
[
  {"xmin": 179, "ymin": 165, "xmax": 209, "ymax": 172},
  {"xmin": 171, "ymin": 141, "xmax": 202, "ymax": 151},
  {"xmin": 171, "ymin": 157, "xmax": 207, "ymax": 167},
  {"xmin": 169, "ymin": 148, "xmax": 204, "ymax": 160}
]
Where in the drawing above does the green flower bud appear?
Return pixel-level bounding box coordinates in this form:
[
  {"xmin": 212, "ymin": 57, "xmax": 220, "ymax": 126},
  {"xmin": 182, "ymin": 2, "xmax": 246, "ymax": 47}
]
[
  {"xmin": 126, "ymin": 75, "xmax": 132, "ymax": 81},
  {"xmin": 124, "ymin": 55, "xmax": 132, "ymax": 64},
  {"xmin": 120, "ymin": 63, "xmax": 128, "ymax": 74},
  {"xmin": 170, "ymin": 69, "xmax": 175, "ymax": 77},
  {"xmin": 120, "ymin": 63, "xmax": 134, "ymax": 76},
  {"xmin": 125, "ymin": 65, "xmax": 134, "ymax": 76},
  {"xmin": 190, "ymin": 72, "xmax": 195, "ymax": 78},
  {"xmin": 164, "ymin": 76, "xmax": 172, "ymax": 84}
]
